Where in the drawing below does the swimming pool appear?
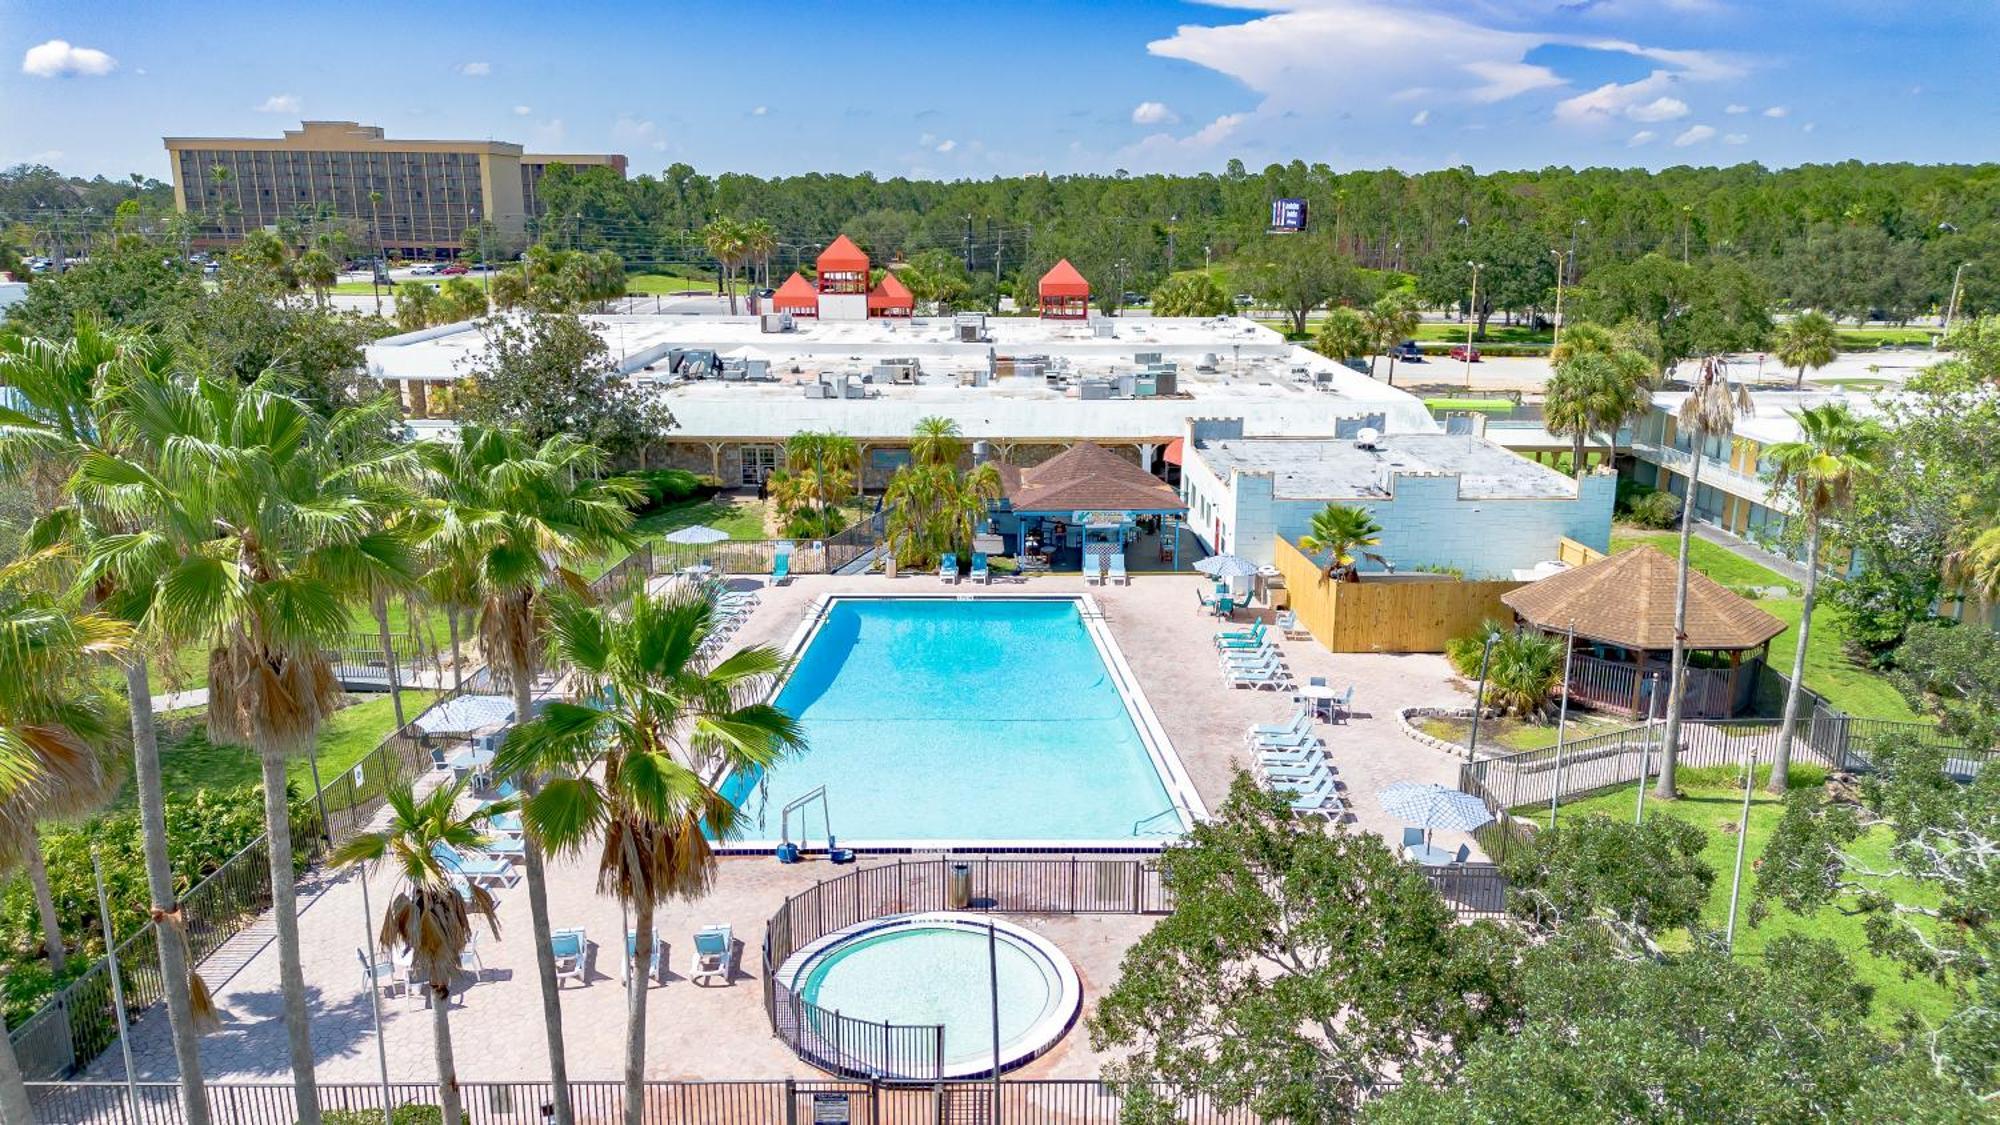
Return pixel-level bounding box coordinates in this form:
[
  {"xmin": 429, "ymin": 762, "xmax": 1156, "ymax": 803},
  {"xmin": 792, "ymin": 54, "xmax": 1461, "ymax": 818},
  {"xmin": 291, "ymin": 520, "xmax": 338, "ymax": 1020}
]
[
  {"xmin": 777, "ymin": 912, "xmax": 1081, "ymax": 1079},
  {"xmin": 718, "ymin": 595, "xmax": 1198, "ymax": 848}
]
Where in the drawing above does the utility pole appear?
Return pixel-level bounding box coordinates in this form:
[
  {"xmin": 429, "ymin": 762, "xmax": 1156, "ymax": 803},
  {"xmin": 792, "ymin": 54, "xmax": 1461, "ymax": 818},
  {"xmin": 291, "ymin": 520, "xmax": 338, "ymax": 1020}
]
[
  {"xmin": 1681, "ymin": 206, "xmax": 1693, "ymax": 265},
  {"xmin": 1551, "ymin": 248, "xmax": 1568, "ymax": 355},
  {"xmin": 1167, "ymin": 213, "xmax": 1178, "ymax": 272},
  {"xmin": 963, "ymin": 213, "xmax": 974, "ymax": 273},
  {"xmin": 1463, "ymin": 260, "xmax": 1484, "ymax": 387},
  {"xmin": 1942, "ymin": 262, "xmax": 1968, "ymax": 336},
  {"xmin": 1569, "ymin": 219, "xmax": 1587, "ymax": 285}
]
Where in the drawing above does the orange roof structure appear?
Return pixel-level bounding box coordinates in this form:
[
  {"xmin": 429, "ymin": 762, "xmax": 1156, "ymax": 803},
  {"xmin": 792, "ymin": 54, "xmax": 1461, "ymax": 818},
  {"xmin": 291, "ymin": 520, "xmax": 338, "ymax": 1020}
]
[
  {"xmin": 771, "ymin": 272, "xmax": 818, "ymax": 313},
  {"xmin": 1038, "ymin": 259, "xmax": 1091, "ymax": 298},
  {"xmin": 997, "ymin": 443, "xmax": 1186, "ymax": 514},
  {"xmin": 868, "ymin": 271, "xmax": 913, "ymax": 313},
  {"xmin": 817, "ymin": 235, "xmax": 870, "ymax": 273}
]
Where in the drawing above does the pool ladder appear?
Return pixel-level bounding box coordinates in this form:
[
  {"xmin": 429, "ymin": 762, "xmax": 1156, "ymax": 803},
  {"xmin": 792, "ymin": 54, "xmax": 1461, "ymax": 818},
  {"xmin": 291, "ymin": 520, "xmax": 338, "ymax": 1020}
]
[{"xmin": 1131, "ymin": 805, "xmax": 1183, "ymax": 836}]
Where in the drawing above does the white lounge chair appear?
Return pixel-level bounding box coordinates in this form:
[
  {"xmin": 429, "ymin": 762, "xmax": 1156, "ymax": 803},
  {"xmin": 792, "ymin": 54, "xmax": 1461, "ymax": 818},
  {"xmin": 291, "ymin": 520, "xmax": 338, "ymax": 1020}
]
[
  {"xmin": 691, "ymin": 924, "xmax": 733, "ymax": 986},
  {"xmin": 1230, "ymin": 664, "xmax": 1293, "ymax": 691},
  {"xmin": 1107, "ymin": 554, "xmax": 1128, "ymax": 585}
]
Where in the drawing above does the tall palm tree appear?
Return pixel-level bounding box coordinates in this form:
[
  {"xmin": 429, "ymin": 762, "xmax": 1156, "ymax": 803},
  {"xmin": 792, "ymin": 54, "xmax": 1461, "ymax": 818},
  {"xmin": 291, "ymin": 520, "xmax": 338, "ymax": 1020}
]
[
  {"xmin": 742, "ymin": 218, "xmax": 778, "ymax": 289},
  {"xmin": 908, "ymin": 415, "xmax": 965, "ymax": 469},
  {"xmin": 416, "ymin": 425, "xmax": 636, "ymax": 1125},
  {"xmin": 1363, "ymin": 291, "xmax": 1421, "ymax": 385},
  {"xmin": 1298, "ymin": 504, "xmax": 1386, "ymax": 582},
  {"xmin": 0, "ymin": 584, "xmax": 133, "ymax": 1125},
  {"xmin": 331, "ymin": 781, "xmax": 505, "ymax": 1125},
  {"xmin": 1545, "ymin": 349, "xmax": 1652, "ymax": 480},
  {"xmin": 1762, "ymin": 403, "xmax": 1883, "ymax": 792},
  {"xmin": 701, "ymin": 218, "xmax": 748, "ymax": 315},
  {"xmin": 80, "ymin": 373, "xmax": 421, "ymax": 1125},
  {"xmin": 882, "ymin": 461, "xmax": 1000, "ymax": 570},
  {"xmin": 0, "ymin": 324, "xmax": 215, "ymax": 1124},
  {"xmin": 296, "ymin": 248, "xmax": 338, "ymax": 309},
  {"xmin": 1656, "ymin": 356, "xmax": 1753, "ymax": 800},
  {"xmin": 1772, "ymin": 312, "xmax": 1839, "ymax": 389},
  {"xmin": 498, "ymin": 590, "xmax": 805, "ymax": 1125}
]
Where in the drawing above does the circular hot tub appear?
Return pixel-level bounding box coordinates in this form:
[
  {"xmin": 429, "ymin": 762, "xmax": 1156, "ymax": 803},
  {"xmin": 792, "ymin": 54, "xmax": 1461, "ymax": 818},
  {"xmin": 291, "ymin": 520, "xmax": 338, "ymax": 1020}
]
[{"xmin": 775, "ymin": 912, "xmax": 1081, "ymax": 1079}]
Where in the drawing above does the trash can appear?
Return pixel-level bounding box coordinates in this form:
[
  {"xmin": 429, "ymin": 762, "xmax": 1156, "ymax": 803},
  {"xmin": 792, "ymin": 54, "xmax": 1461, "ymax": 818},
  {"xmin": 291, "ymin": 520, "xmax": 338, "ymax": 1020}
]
[{"xmin": 949, "ymin": 862, "xmax": 972, "ymax": 909}]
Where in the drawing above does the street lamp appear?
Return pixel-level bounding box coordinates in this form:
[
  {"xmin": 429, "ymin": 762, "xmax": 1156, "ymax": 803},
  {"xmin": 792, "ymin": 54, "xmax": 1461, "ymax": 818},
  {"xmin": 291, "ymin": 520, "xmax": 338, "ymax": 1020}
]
[
  {"xmin": 1550, "ymin": 248, "xmax": 1568, "ymax": 355},
  {"xmin": 1463, "ymin": 261, "xmax": 1485, "ymax": 387},
  {"xmin": 1465, "ymin": 629, "xmax": 1502, "ymax": 763},
  {"xmin": 1569, "ymin": 219, "xmax": 1588, "ymax": 285}
]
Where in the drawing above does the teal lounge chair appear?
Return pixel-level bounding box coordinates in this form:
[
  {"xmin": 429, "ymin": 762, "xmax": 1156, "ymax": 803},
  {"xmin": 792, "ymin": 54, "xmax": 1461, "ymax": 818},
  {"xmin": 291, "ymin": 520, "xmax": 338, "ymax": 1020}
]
[
  {"xmin": 1253, "ymin": 707, "xmax": 1310, "ymax": 738},
  {"xmin": 939, "ymin": 553, "xmax": 958, "ymax": 584},
  {"xmin": 432, "ymin": 843, "xmax": 517, "ymax": 889},
  {"xmin": 1107, "ymin": 554, "xmax": 1128, "ymax": 585},
  {"xmin": 969, "ymin": 552, "xmax": 989, "ymax": 585},
  {"xmin": 772, "ymin": 545, "xmax": 791, "ymax": 585},
  {"xmin": 550, "ymin": 928, "xmax": 587, "ymax": 987},
  {"xmin": 1215, "ymin": 618, "xmax": 1265, "ymax": 643},
  {"xmin": 691, "ymin": 924, "xmax": 734, "ymax": 986}
]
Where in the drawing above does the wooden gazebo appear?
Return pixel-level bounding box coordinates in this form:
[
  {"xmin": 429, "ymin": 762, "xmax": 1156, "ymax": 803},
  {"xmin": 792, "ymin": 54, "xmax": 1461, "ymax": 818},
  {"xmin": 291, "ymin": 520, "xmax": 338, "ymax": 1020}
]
[
  {"xmin": 1500, "ymin": 546, "xmax": 1785, "ymax": 720},
  {"xmin": 1038, "ymin": 259, "xmax": 1091, "ymax": 320}
]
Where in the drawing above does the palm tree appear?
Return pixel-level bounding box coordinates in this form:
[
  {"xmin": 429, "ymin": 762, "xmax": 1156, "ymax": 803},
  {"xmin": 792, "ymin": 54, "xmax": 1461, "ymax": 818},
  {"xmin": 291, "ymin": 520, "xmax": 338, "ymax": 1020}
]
[
  {"xmin": 296, "ymin": 248, "xmax": 337, "ymax": 309},
  {"xmin": 332, "ymin": 781, "xmax": 505, "ymax": 1125},
  {"xmin": 743, "ymin": 218, "xmax": 778, "ymax": 289},
  {"xmin": 1761, "ymin": 403, "xmax": 1883, "ymax": 792},
  {"xmin": 1772, "ymin": 312, "xmax": 1839, "ymax": 389},
  {"xmin": 416, "ymin": 425, "xmax": 636, "ymax": 1125},
  {"xmin": 0, "ymin": 324, "xmax": 215, "ymax": 1124},
  {"xmin": 80, "ymin": 373, "xmax": 421, "ymax": 1125},
  {"xmin": 883, "ymin": 461, "xmax": 1001, "ymax": 570},
  {"xmin": 396, "ymin": 281, "xmax": 440, "ymax": 332},
  {"xmin": 1656, "ymin": 356, "xmax": 1753, "ymax": 800},
  {"xmin": 0, "ymin": 585, "xmax": 133, "ymax": 1124},
  {"xmin": 780, "ymin": 431, "xmax": 859, "ymax": 532},
  {"xmin": 499, "ymin": 589, "xmax": 805, "ymax": 1125},
  {"xmin": 1363, "ymin": 291, "xmax": 1421, "ymax": 384},
  {"xmin": 702, "ymin": 218, "xmax": 748, "ymax": 315},
  {"xmin": 1544, "ymin": 349, "xmax": 1652, "ymax": 480},
  {"xmin": 1480, "ymin": 629, "xmax": 1565, "ymax": 721},
  {"xmin": 1297, "ymin": 504, "xmax": 1385, "ymax": 582},
  {"xmin": 1312, "ymin": 308, "xmax": 1370, "ymax": 367},
  {"xmin": 908, "ymin": 415, "xmax": 965, "ymax": 470}
]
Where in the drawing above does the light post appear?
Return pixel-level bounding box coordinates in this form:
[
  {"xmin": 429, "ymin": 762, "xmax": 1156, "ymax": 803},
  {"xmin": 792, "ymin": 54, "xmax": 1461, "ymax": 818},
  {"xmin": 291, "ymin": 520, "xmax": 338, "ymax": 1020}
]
[
  {"xmin": 1942, "ymin": 262, "xmax": 1968, "ymax": 337},
  {"xmin": 357, "ymin": 861, "xmax": 397, "ymax": 1121},
  {"xmin": 1569, "ymin": 219, "xmax": 1587, "ymax": 286},
  {"xmin": 1550, "ymin": 248, "xmax": 1568, "ymax": 355},
  {"xmin": 1167, "ymin": 213, "xmax": 1179, "ymax": 272},
  {"xmin": 1723, "ymin": 726, "xmax": 1761, "ymax": 951},
  {"xmin": 1203, "ymin": 244, "xmax": 1212, "ymax": 274},
  {"xmin": 1680, "ymin": 205, "xmax": 1693, "ymax": 265},
  {"xmin": 1549, "ymin": 621, "xmax": 1577, "ymax": 829},
  {"xmin": 1463, "ymin": 260, "xmax": 1484, "ymax": 387},
  {"xmin": 1465, "ymin": 630, "xmax": 1501, "ymax": 763}
]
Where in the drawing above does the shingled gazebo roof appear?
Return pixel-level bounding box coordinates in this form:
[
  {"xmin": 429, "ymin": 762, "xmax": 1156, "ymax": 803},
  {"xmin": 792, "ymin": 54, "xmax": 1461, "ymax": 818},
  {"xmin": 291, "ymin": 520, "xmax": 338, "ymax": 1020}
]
[
  {"xmin": 997, "ymin": 443, "xmax": 1186, "ymax": 514},
  {"xmin": 1501, "ymin": 546, "xmax": 1785, "ymax": 651}
]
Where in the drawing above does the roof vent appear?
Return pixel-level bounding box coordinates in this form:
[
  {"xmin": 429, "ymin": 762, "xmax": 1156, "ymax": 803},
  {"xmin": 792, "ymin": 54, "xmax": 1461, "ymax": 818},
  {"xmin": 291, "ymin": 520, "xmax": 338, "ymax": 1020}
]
[{"xmin": 1354, "ymin": 427, "xmax": 1383, "ymax": 451}]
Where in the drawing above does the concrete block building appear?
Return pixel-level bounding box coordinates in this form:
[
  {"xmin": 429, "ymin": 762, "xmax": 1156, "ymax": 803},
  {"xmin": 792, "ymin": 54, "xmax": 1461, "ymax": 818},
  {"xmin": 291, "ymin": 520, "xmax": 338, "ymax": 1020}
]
[{"xmin": 1181, "ymin": 418, "xmax": 1616, "ymax": 579}]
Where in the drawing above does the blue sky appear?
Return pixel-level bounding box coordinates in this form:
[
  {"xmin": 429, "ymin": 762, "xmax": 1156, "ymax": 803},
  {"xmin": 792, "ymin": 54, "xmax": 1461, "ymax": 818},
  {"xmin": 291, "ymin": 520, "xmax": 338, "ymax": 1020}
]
[{"xmin": 3, "ymin": 0, "xmax": 1994, "ymax": 181}]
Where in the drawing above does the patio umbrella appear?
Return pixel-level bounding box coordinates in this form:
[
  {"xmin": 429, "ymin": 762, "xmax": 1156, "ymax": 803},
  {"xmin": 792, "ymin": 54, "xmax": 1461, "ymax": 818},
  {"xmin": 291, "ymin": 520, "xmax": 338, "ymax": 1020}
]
[
  {"xmin": 1193, "ymin": 554, "xmax": 1260, "ymax": 578},
  {"xmin": 1377, "ymin": 782, "xmax": 1493, "ymax": 832},
  {"xmin": 663, "ymin": 524, "xmax": 731, "ymax": 546}
]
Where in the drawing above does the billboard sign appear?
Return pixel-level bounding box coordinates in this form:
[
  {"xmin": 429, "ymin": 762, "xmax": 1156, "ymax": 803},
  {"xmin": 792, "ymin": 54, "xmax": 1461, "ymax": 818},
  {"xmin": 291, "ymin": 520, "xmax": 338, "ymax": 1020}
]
[{"xmin": 1270, "ymin": 198, "xmax": 1308, "ymax": 233}]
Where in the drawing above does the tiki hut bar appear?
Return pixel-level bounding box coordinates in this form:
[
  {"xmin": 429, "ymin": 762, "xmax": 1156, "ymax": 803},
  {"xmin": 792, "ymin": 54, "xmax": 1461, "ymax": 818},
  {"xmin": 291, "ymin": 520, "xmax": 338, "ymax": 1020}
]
[
  {"xmin": 988, "ymin": 443, "xmax": 1191, "ymax": 573},
  {"xmin": 1500, "ymin": 546, "xmax": 1786, "ymax": 720}
]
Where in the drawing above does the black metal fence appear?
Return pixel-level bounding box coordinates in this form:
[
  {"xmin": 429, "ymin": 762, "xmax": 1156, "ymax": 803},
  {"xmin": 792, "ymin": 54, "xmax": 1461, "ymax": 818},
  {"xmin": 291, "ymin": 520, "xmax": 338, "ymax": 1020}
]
[
  {"xmin": 8, "ymin": 681, "xmax": 489, "ymax": 1080},
  {"xmin": 27, "ymin": 1077, "xmax": 1268, "ymax": 1125},
  {"xmin": 761, "ymin": 858, "xmax": 1172, "ymax": 1082}
]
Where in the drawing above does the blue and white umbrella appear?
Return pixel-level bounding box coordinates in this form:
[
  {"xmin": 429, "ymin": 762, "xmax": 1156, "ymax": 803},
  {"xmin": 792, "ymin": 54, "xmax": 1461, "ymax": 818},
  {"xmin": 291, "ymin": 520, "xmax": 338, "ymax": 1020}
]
[
  {"xmin": 1377, "ymin": 782, "xmax": 1493, "ymax": 832},
  {"xmin": 663, "ymin": 524, "xmax": 731, "ymax": 546},
  {"xmin": 1193, "ymin": 554, "xmax": 1260, "ymax": 578}
]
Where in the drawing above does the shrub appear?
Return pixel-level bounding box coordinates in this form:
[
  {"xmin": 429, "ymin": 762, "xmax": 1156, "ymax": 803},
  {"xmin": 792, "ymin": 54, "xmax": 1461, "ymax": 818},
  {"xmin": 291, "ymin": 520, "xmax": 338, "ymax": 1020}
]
[
  {"xmin": 1483, "ymin": 630, "xmax": 1565, "ymax": 720},
  {"xmin": 1445, "ymin": 619, "xmax": 1509, "ymax": 678},
  {"xmin": 320, "ymin": 1107, "xmax": 448, "ymax": 1125},
  {"xmin": 613, "ymin": 469, "xmax": 723, "ymax": 513},
  {"xmin": 783, "ymin": 506, "xmax": 849, "ymax": 539},
  {"xmin": 1623, "ymin": 489, "xmax": 1682, "ymax": 529}
]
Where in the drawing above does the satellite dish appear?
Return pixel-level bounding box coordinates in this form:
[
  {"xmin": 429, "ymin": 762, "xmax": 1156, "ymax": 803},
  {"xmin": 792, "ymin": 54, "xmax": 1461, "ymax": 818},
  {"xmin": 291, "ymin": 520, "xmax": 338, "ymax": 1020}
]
[{"xmin": 1355, "ymin": 427, "xmax": 1383, "ymax": 449}]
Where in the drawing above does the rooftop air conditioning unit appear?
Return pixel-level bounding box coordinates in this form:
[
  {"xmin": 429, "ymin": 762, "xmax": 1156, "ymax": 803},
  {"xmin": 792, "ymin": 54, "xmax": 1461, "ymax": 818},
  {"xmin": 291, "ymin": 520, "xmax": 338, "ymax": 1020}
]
[{"xmin": 1354, "ymin": 427, "xmax": 1383, "ymax": 451}]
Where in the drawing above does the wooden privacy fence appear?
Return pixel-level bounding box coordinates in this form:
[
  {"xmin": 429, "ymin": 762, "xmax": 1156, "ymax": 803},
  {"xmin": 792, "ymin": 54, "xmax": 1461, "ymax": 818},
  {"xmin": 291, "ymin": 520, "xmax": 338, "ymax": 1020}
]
[{"xmin": 1273, "ymin": 538, "xmax": 1522, "ymax": 653}]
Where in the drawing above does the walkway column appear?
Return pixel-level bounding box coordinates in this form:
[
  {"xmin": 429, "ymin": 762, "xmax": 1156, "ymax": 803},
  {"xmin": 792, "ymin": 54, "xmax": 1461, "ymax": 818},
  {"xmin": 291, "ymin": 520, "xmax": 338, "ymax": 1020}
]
[
  {"xmin": 706, "ymin": 442, "xmax": 724, "ymax": 478},
  {"xmin": 1138, "ymin": 443, "xmax": 1160, "ymax": 475}
]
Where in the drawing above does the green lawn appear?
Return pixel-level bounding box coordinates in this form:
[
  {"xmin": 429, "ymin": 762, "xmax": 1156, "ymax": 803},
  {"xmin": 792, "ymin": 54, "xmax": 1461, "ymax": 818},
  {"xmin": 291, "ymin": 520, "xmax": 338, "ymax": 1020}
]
[
  {"xmin": 149, "ymin": 691, "xmax": 437, "ymax": 802},
  {"xmin": 1833, "ymin": 327, "xmax": 1939, "ymax": 347},
  {"xmin": 1514, "ymin": 766, "xmax": 1952, "ymax": 1029},
  {"xmin": 1411, "ymin": 322, "xmax": 1549, "ymax": 345},
  {"xmin": 1424, "ymin": 397, "xmax": 1518, "ymax": 414},
  {"xmin": 627, "ymin": 269, "xmax": 720, "ymax": 295},
  {"xmin": 1608, "ymin": 529, "xmax": 1920, "ymax": 721},
  {"xmin": 1421, "ymin": 713, "xmax": 1629, "ymax": 752}
]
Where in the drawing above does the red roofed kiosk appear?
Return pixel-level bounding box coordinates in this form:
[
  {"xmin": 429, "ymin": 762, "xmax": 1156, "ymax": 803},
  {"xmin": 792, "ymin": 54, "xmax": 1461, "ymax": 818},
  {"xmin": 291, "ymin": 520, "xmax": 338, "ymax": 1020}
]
[
  {"xmin": 772, "ymin": 272, "xmax": 819, "ymax": 317},
  {"xmin": 1039, "ymin": 259, "xmax": 1091, "ymax": 320},
  {"xmin": 816, "ymin": 235, "xmax": 871, "ymax": 321},
  {"xmin": 868, "ymin": 270, "xmax": 914, "ymax": 318}
]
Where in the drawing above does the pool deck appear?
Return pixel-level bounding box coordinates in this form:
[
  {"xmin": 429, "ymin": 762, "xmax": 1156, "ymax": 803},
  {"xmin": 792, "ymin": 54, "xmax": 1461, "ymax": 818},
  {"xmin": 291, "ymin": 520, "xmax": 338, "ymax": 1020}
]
[{"xmin": 89, "ymin": 572, "xmax": 1481, "ymax": 1086}]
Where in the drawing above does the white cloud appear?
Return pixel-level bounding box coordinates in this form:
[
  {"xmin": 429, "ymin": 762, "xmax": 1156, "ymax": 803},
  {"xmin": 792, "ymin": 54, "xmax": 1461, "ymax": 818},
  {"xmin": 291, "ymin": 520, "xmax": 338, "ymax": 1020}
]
[
  {"xmin": 1625, "ymin": 96, "xmax": 1689, "ymax": 122},
  {"xmin": 256, "ymin": 94, "xmax": 301, "ymax": 115},
  {"xmin": 21, "ymin": 39, "xmax": 117, "ymax": 78},
  {"xmin": 1802, "ymin": 121, "xmax": 1816, "ymax": 133},
  {"xmin": 613, "ymin": 114, "xmax": 657, "ymax": 141},
  {"xmin": 512, "ymin": 105, "xmax": 533, "ymax": 116},
  {"xmin": 1410, "ymin": 109, "xmax": 1430, "ymax": 126},
  {"xmin": 1673, "ymin": 123, "xmax": 1716, "ymax": 146},
  {"xmin": 1724, "ymin": 103, "xmax": 1748, "ymax": 114},
  {"xmin": 1628, "ymin": 129, "xmax": 1657, "ymax": 146},
  {"xmin": 935, "ymin": 139, "xmax": 957, "ymax": 153},
  {"xmin": 1463, "ymin": 60, "xmax": 1563, "ymax": 103},
  {"xmin": 751, "ymin": 105, "xmax": 769, "ymax": 116},
  {"xmin": 532, "ymin": 118, "xmax": 566, "ymax": 146},
  {"xmin": 1762, "ymin": 105, "xmax": 1788, "ymax": 118},
  {"xmin": 456, "ymin": 61, "xmax": 491, "ymax": 77},
  {"xmin": 1722, "ymin": 132, "xmax": 1748, "ymax": 144},
  {"xmin": 1131, "ymin": 101, "xmax": 1179, "ymax": 126}
]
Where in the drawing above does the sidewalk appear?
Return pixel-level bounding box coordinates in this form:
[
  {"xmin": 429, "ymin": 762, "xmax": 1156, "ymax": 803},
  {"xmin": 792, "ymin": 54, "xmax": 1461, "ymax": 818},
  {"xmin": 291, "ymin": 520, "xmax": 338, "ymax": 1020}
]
[{"xmin": 1689, "ymin": 521, "xmax": 1808, "ymax": 585}]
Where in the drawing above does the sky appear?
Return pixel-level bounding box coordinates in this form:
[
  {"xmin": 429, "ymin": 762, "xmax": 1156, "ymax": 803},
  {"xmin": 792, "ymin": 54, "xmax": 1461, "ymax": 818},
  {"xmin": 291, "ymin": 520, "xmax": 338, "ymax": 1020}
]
[{"xmin": 2, "ymin": 0, "xmax": 1995, "ymax": 182}]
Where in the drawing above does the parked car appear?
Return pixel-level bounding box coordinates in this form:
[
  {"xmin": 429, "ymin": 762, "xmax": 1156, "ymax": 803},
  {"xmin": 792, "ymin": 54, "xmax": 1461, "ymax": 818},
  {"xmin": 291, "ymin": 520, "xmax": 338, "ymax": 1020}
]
[
  {"xmin": 1394, "ymin": 340, "xmax": 1424, "ymax": 362},
  {"xmin": 1234, "ymin": 293, "xmax": 1255, "ymax": 306},
  {"xmin": 1449, "ymin": 345, "xmax": 1482, "ymax": 363},
  {"xmin": 409, "ymin": 264, "xmax": 439, "ymax": 276},
  {"xmin": 1339, "ymin": 357, "xmax": 1371, "ymax": 374},
  {"xmin": 440, "ymin": 263, "xmax": 470, "ymax": 276}
]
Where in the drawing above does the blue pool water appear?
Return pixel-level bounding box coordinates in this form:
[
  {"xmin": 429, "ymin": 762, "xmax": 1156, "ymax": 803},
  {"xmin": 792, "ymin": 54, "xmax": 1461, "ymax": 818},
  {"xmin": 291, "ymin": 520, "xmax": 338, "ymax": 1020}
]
[{"xmin": 719, "ymin": 598, "xmax": 1179, "ymax": 842}]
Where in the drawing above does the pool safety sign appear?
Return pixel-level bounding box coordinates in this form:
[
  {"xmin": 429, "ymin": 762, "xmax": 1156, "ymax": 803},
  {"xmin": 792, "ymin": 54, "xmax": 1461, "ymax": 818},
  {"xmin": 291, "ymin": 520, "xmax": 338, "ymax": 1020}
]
[{"xmin": 811, "ymin": 1093, "xmax": 851, "ymax": 1123}]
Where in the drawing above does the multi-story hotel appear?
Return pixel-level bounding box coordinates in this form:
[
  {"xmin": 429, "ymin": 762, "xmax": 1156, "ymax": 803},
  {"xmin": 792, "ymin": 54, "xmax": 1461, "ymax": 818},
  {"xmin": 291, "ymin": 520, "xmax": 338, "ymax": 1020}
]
[{"xmin": 163, "ymin": 120, "xmax": 625, "ymax": 258}]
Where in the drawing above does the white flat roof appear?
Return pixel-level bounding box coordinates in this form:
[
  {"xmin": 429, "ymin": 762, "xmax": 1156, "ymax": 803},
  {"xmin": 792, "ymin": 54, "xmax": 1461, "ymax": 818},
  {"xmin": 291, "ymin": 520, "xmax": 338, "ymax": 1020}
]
[
  {"xmin": 366, "ymin": 313, "xmax": 1440, "ymax": 440},
  {"xmin": 1196, "ymin": 433, "xmax": 1583, "ymax": 500}
]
